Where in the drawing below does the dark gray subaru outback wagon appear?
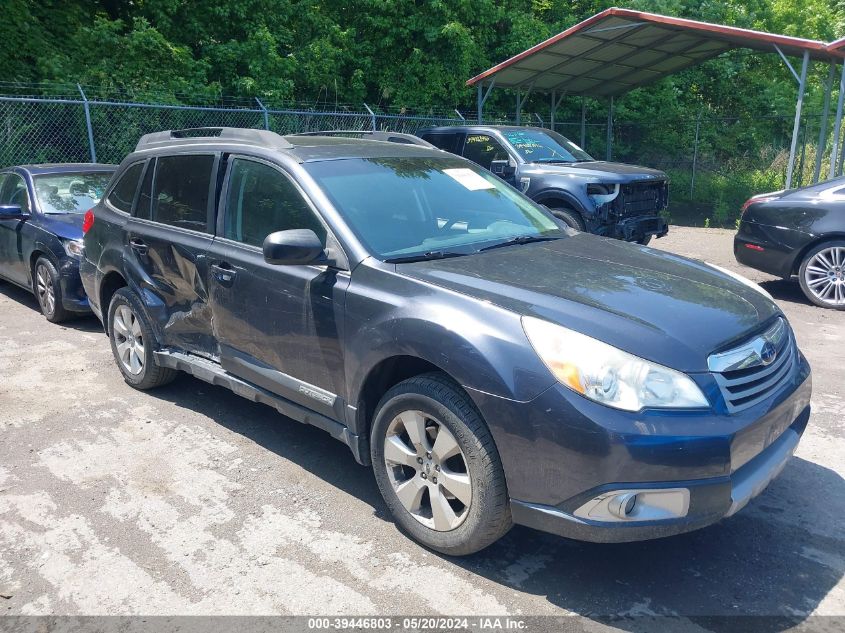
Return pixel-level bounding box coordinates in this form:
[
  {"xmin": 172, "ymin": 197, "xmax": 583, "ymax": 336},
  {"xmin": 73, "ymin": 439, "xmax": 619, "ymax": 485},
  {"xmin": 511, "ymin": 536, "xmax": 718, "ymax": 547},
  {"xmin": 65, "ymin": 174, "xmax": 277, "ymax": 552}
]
[{"xmin": 81, "ymin": 127, "xmax": 811, "ymax": 555}]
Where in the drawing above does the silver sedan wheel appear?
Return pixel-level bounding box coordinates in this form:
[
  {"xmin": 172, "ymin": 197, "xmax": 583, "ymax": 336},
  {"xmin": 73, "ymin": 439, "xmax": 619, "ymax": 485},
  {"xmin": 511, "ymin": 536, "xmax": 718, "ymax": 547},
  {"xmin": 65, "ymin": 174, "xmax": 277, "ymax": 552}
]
[
  {"xmin": 112, "ymin": 305, "xmax": 145, "ymax": 375},
  {"xmin": 804, "ymin": 246, "xmax": 845, "ymax": 306},
  {"xmin": 383, "ymin": 410, "xmax": 472, "ymax": 531},
  {"xmin": 35, "ymin": 264, "xmax": 55, "ymax": 316}
]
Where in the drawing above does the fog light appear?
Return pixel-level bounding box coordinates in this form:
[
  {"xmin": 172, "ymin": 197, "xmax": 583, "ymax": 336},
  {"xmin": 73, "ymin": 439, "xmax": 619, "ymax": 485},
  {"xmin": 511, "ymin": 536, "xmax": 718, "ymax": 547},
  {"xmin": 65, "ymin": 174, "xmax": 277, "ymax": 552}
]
[
  {"xmin": 574, "ymin": 487, "xmax": 690, "ymax": 523},
  {"xmin": 608, "ymin": 492, "xmax": 638, "ymax": 519}
]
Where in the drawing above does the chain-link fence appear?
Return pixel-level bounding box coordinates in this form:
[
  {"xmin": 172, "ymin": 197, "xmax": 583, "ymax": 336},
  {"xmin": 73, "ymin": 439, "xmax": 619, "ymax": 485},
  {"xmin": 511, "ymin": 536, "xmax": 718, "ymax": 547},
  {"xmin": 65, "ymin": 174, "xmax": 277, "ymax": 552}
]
[
  {"xmin": 0, "ymin": 91, "xmax": 829, "ymax": 226},
  {"xmin": 0, "ymin": 95, "xmax": 468, "ymax": 166}
]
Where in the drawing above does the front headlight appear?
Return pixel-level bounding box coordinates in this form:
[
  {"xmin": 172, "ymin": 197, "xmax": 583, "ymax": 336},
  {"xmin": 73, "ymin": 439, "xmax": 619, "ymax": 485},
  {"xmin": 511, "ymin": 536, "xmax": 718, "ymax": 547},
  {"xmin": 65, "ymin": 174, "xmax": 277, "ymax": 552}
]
[
  {"xmin": 522, "ymin": 316, "xmax": 708, "ymax": 411},
  {"xmin": 63, "ymin": 239, "xmax": 84, "ymax": 258}
]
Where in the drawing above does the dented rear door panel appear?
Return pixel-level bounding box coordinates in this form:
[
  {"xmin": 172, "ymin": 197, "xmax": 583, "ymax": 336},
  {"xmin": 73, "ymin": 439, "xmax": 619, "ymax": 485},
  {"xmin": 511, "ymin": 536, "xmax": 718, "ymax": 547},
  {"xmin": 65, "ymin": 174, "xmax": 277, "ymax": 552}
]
[{"xmin": 124, "ymin": 219, "xmax": 218, "ymax": 357}]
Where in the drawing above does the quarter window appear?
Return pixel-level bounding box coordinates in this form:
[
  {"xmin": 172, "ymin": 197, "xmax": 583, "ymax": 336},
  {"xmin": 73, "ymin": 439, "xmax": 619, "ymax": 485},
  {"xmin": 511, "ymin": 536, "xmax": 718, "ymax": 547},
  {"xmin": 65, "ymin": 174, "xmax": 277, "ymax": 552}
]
[
  {"xmin": 151, "ymin": 155, "xmax": 215, "ymax": 232},
  {"xmin": 223, "ymin": 159, "xmax": 326, "ymax": 247},
  {"xmin": 462, "ymin": 134, "xmax": 510, "ymax": 170},
  {"xmin": 107, "ymin": 162, "xmax": 144, "ymax": 213},
  {"xmin": 134, "ymin": 160, "xmax": 155, "ymax": 220}
]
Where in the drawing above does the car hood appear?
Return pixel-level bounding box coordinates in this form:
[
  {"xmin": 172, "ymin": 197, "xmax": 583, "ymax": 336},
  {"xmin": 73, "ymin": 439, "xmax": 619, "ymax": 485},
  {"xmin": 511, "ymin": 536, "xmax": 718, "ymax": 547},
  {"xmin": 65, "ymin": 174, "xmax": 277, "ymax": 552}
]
[
  {"xmin": 37, "ymin": 213, "xmax": 84, "ymax": 240},
  {"xmin": 397, "ymin": 234, "xmax": 780, "ymax": 373},
  {"xmin": 523, "ymin": 161, "xmax": 666, "ymax": 181}
]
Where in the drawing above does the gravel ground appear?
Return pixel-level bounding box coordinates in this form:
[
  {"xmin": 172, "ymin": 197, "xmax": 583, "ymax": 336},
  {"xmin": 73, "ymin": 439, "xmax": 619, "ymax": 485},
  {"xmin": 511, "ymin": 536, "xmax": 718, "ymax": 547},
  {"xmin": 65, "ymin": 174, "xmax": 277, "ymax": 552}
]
[{"xmin": 0, "ymin": 226, "xmax": 843, "ymax": 627}]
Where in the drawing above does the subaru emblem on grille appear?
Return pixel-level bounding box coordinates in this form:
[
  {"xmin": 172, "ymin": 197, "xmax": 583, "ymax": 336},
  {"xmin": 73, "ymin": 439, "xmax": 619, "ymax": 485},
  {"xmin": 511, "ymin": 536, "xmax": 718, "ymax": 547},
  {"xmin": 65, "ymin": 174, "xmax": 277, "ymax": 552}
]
[{"xmin": 759, "ymin": 341, "xmax": 777, "ymax": 365}]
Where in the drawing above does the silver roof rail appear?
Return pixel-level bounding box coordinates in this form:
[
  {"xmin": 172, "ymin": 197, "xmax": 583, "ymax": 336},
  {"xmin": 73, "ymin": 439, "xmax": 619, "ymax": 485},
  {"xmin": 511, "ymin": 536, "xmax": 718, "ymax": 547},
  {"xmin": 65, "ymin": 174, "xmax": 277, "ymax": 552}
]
[
  {"xmin": 135, "ymin": 127, "xmax": 294, "ymax": 151},
  {"xmin": 291, "ymin": 130, "xmax": 435, "ymax": 148}
]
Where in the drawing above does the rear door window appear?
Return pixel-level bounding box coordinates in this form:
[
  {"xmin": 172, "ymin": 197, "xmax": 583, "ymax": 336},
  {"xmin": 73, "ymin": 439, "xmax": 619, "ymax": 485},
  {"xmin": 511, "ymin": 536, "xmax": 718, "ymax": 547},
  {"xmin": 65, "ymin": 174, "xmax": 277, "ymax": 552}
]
[
  {"xmin": 107, "ymin": 162, "xmax": 144, "ymax": 213},
  {"xmin": 461, "ymin": 134, "xmax": 510, "ymax": 170},
  {"xmin": 151, "ymin": 155, "xmax": 215, "ymax": 233},
  {"xmin": 422, "ymin": 133, "xmax": 463, "ymax": 154}
]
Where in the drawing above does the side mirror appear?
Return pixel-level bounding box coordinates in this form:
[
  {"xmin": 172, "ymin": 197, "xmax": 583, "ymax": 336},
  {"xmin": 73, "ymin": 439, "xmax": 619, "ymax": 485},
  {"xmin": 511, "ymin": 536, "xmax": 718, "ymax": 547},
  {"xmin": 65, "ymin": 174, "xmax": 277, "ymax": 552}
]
[
  {"xmin": 263, "ymin": 229, "xmax": 326, "ymax": 266},
  {"xmin": 490, "ymin": 159, "xmax": 515, "ymax": 177},
  {"xmin": 0, "ymin": 204, "xmax": 26, "ymax": 220}
]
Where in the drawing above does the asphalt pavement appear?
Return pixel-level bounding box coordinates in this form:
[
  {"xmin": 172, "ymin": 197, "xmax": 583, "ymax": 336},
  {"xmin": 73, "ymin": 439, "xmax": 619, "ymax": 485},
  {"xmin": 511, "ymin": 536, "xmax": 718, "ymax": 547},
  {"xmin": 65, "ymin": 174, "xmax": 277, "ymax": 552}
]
[{"xmin": 0, "ymin": 226, "xmax": 842, "ymax": 630}]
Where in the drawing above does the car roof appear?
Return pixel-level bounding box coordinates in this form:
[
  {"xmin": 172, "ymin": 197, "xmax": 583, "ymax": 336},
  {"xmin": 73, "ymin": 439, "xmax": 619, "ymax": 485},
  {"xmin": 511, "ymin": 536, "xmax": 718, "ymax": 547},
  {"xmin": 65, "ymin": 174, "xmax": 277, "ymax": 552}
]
[
  {"xmin": 130, "ymin": 128, "xmax": 445, "ymax": 164},
  {"xmin": 5, "ymin": 163, "xmax": 117, "ymax": 175},
  {"xmin": 421, "ymin": 125, "xmax": 547, "ymax": 134}
]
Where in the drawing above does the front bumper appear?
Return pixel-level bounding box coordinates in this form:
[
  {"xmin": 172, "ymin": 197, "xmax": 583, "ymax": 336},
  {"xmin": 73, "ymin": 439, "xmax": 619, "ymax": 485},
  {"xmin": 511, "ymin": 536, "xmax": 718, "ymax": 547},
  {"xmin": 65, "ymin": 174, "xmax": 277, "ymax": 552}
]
[
  {"xmin": 58, "ymin": 257, "xmax": 90, "ymax": 312},
  {"xmin": 469, "ymin": 352, "xmax": 811, "ymax": 543},
  {"xmin": 510, "ymin": 417, "xmax": 805, "ymax": 542},
  {"xmin": 614, "ymin": 215, "xmax": 668, "ymax": 242}
]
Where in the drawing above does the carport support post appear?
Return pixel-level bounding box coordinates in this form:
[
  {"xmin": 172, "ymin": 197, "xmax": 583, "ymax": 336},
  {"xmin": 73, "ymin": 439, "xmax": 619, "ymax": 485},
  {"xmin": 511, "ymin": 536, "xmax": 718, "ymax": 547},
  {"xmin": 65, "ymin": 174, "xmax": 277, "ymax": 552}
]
[
  {"xmin": 785, "ymin": 51, "xmax": 809, "ymax": 190},
  {"xmin": 580, "ymin": 98, "xmax": 586, "ymax": 149},
  {"xmin": 550, "ymin": 91, "xmax": 555, "ymax": 130},
  {"xmin": 476, "ymin": 80, "xmax": 495, "ymax": 124},
  {"xmin": 515, "ymin": 89, "xmax": 521, "ymax": 126},
  {"xmin": 813, "ymin": 63, "xmax": 836, "ymax": 183},
  {"xmin": 77, "ymin": 84, "xmax": 97, "ymax": 163},
  {"xmin": 691, "ymin": 110, "xmax": 702, "ymax": 197},
  {"xmin": 829, "ymin": 62, "xmax": 845, "ymax": 179},
  {"xmin": 606, "ymin": 96, "xmax": 614, "ymax": 161}
]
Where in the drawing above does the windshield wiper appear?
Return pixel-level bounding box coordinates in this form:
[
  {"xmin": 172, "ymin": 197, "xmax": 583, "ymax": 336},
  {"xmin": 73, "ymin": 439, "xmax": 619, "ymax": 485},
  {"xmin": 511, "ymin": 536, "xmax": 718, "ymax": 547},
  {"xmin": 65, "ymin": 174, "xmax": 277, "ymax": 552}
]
[
  {"xmin": 478, "ymin": 235, "xmax": 562, "ymax": 252},
  {"xmin": 384, "ymin": 250, "xmax": 467, "ymax": 264}
]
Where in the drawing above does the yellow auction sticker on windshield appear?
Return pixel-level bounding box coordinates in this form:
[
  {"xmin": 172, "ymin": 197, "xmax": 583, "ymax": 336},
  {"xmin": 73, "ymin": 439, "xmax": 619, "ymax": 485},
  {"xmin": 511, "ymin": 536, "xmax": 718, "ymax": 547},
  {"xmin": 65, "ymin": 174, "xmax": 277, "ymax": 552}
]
[{"xmin": 443, "ymin": 168, "xmax": 495, "ymax": 191}]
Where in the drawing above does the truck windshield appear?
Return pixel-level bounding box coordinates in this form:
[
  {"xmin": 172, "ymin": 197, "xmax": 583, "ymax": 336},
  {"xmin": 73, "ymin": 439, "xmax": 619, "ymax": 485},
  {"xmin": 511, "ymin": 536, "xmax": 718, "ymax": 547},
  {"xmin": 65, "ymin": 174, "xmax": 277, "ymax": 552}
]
[
  {"xmin": 304, "ymin": 157, "xmax": 562, "ymax": 259},
  {"xmin": 34, "ymin": 172, "xmax": 113, "ymax": 214},
  {"xmin": 502, "ymin": 129, "xmax": 593, "ymax": 164}
]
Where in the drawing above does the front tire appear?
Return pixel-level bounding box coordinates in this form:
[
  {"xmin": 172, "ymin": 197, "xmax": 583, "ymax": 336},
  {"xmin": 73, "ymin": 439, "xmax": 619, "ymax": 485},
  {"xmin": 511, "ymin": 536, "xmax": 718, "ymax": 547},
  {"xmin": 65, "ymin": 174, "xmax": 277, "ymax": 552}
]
[
  {"xmin": 34, "ymin": 257, "xmax": 70, "ymax": 323},
  {"xmin": 798, "ymin": 240, "xmax": 845, "ymax": 310},
  {"xmin": 370, "ymin": 373, "xmax": 511, "ymax": 556},
  {"xmin": 107, "ymin": 288, "xmax": 177, "ymax": 389},
  {"xmin": 549, "ymin": 207, "xmax": 585, "ymax": 231}
]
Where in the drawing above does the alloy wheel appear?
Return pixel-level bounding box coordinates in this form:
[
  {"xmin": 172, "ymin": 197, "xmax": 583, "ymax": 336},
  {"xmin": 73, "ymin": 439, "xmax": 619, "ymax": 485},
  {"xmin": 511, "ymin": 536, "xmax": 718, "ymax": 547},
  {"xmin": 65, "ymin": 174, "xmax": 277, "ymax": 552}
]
[
  {"xmin": 35, "ymin": 264, "xmax": 55, "ymax": 316},
  {"xmin": 112, "ymin": 304, "xmax": 145, "ymax": 375},
  {"xmin": 804, "ymin": 246, "xmax": 845, "ymax": 306},
  {"xmin": 383, "ymin": 410, "xmax": 472, "ymax": 531}
]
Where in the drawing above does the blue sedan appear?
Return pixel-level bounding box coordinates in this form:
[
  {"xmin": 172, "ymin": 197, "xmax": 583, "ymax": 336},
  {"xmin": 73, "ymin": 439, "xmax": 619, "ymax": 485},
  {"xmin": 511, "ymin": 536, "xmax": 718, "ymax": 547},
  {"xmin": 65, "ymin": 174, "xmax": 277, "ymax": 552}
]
[{"xmin": 0, "ymin": 163, "xmax": 115, "ymax": 322}]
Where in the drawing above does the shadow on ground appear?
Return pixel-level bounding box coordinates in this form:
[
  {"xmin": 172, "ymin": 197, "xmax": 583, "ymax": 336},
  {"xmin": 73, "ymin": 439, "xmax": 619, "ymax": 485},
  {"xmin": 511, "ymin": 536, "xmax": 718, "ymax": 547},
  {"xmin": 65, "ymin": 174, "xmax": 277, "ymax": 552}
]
[
  {"xmin": 0, "ymin": 281, "xmax": 102, "ymax": 333},
  {"xmin": 146, "ymin": 370, "xmax": 844, "ymax": 631}
]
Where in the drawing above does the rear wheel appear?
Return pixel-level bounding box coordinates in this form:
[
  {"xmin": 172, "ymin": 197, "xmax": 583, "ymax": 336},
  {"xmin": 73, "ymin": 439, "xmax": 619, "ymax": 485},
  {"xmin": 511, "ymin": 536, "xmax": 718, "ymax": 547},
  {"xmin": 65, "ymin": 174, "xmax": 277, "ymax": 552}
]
[
  {"xmin": 34, "ymin": 257, "xmax": 70, "ymax": 323},
  {"xmin": 107, "ymin": 288, "xmax": 177, "ymax": 389},
  {"xmin": 798, "ymin": 240, "xmax": 845, "ymax": 310},
  {"xmin": 549, "ymin": 207, "xmax": 585, "ymax": 231},
  {"xmin": 370, "ymin": 373, "xmax": 511, "ymax": 555}
]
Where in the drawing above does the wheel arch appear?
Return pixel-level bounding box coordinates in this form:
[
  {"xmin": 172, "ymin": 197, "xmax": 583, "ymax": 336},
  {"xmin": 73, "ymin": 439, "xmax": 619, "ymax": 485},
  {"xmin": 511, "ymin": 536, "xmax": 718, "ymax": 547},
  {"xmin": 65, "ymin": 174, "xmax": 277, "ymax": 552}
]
[
  {"xmin": 353, "ymin": 355, "xmax": 467, "ymax": 465},
  {"xmin": 791, "ymin": 232, "xmax": 845, "ymax": 275},
  {"xmin": 98, "ymin": 270, "xmax": 128, "ymax": 334}
]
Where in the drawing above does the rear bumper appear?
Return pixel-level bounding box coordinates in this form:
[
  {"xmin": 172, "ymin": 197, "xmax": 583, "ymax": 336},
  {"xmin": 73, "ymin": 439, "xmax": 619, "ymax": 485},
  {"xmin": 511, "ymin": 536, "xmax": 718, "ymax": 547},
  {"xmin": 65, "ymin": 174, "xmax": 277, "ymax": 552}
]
[{"xmin": 734, "ymin": 221, "xmax": 805, "ymax": 278}]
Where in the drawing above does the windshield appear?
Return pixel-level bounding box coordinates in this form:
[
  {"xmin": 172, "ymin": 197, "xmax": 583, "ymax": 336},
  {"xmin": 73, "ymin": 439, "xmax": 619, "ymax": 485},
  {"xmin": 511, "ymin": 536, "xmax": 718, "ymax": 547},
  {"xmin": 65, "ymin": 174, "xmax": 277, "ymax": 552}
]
[
  {"xmin": 34, "ymin": 172, "xmax": 112, "ymax": 214},
  {"xmin": 502, "ymin": 129, "xmax": 593, "ymax": 163},
  {"xmin": 304, "ymin": 157, "xmax": 562, "ymax": 259}
]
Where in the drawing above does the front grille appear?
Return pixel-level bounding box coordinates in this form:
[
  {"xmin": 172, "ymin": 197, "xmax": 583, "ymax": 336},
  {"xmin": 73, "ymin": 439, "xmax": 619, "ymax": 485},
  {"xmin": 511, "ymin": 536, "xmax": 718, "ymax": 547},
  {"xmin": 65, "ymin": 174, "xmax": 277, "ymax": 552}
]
[
  {"xmin": 709, "ymin": 318, "xmax": 797, "ymax": 413},
  {"xmin": 615, "ymin": 181, "xmax": 668, "ymax": 216}
]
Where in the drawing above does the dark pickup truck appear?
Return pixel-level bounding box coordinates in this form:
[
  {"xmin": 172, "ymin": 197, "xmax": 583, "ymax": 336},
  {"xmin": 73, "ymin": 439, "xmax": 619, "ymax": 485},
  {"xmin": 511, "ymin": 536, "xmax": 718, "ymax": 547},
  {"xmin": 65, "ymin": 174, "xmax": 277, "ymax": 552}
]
[{"xmin": 420, "ymin": 125, "xmax": 669, "ymax": 244}]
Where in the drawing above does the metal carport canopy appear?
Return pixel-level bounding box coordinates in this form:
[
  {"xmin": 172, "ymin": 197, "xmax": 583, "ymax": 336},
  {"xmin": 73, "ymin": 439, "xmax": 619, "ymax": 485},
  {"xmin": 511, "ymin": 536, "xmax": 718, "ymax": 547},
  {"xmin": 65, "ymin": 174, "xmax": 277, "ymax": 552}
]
[
  {"xmin": 466, "ymin": 7, "xmax": 845, "ymax": 188},
  {"xmin": 466, "ymin": 7, "xmax": 834, "ymax": 96}
]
